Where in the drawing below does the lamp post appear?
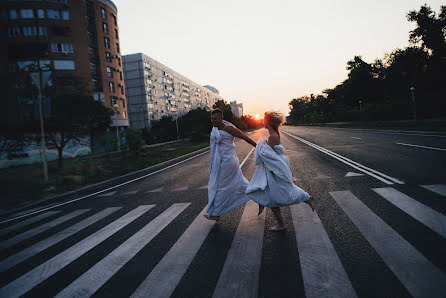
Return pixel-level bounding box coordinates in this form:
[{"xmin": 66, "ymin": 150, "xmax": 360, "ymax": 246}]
[
  {"xmin": 410, "ymin": 87, "xmax": 416, "ymax": 121},
  {"xmin": 359, "ymin": 100, "xmax": 362, "ymax": 111},
  {"xmin": 113, "ymin": 103, "xmax": 120, "ymax": 151}
]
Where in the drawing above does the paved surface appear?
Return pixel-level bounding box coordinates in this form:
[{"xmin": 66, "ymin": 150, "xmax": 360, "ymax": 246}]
[{"xmin": 0, "ymin": 126, "xmax": 445, "ymax": 297}]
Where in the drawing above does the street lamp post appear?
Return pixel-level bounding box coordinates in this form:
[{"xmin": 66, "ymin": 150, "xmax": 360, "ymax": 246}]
[
  {"xmin": 410, "ymin": 87, "xmax": 416, "ymax": 121},
  {"xmin": 113, "ymin": 103, "xmax": 120, "ymax": 151},
  {"xmin": 359, "ymin": 100, "xmax": 362, "ymax": 111}
]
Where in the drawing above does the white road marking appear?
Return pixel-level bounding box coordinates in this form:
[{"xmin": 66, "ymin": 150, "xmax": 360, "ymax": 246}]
[
  {"xmin": 0, "ymin": 149, "xmax": 210, "ymax": 225},
  {"xmin": 291, "ymin": 203, "xmax": 357, "ymax": 298},
  {"xmin": 123, "ymin": 190, "xmax": 138, "ymax": 195},
  {"xmin": 421, "ymin": 185, "xmax": 446, "ymax": 197},
  {"xmin": 345, "ymin": 172, "xmax": 365, "ymax": 177},
  {"xmin": 373, "ymin": 188, "xmax": 446, "ymax": 238},
  {"xmin": 131, "ymin": 206, "xmax": 215, "ymax": 298},
  {"xmin": 172, "ymin": 186, "xmax": 188, "ymax": 191},
  {"xmin": 0, "ymin": 205, "xmax": 154, "ymax": 298},
  {"xmin": 56, "ymin": 203, "xmax": 190, "ymax": 298},
  {"xmin": 146, "ymin": 187, "xmax": 163, "ymax": 193},
  {"xmin": 396, "ymin": 142, "xmax": 446, "ymax": 152},
  {"xmin": 0, "ymin": 207, "xmax": 121, "ymax": 272},
  {"xmin": 330, "ymin": 190, "xmax": 446, "ymax": 297},
  {"xmin": 239, "ymin": 147, "xmax": 255, "ymax": 168},
  {"xmin": 0, "ymin": 211, "xmax": 61, "ymax": 237},
  {"xmin": 283, "ymin": 131, "xmax": 404, "ymax": 185},
  {"xmin": 198, "ymin": 185, "xmax": 208, "ymax": 189},
  {"xmin": 213, "ymin": 200, "xmax": 265, "ymax": 298},
  {"xmin": 315, "ymin": 174, "xmax": 331, "ymax": 179},
  {"xmin": 350, "ymin": 137, "xmax": 362, "ymax": 139},
  {"xmin": 0, "ymin": 209, "xmax": 89, "ymax": 252},
  {"xmin": 98, "ymin": 191, "xmax": 117, "ymax": 197}
]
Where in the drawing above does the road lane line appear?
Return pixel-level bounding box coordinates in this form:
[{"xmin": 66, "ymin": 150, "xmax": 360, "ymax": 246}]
[
  {"xmin": 396, "ymin": 142, "xmax": 446, "ymax": 152},
  {"xmin": 421, "ymin": 185, "xmax": 446, "ymax": 197},
  {"xmin": 131, "ymin": 206, "xmax": 214, "ymax": 297},
  {"xmin": 239, "ymin": 147, "xmax": 255, "ymax": 168},
  {"xmin": 330, "ymin": 190, "xmax": 446, "ymax": 297},
  {"xmin": 0, "ymin": 205, "xmax": 154, "ymax": 298},
  {"xmin": 350, "ymin": 137, "xmax": 362, "ymax": 139},
  {"xmin": 0, "ymin": 207, "xmax": 121, "ymax": 272},
  {"xmin": 213, "ymin": 200, "xmax": 265, "ymax": 298},
  {"xmin": 290, "ymin": 203, "xmax": 357, "ymax": 298},
  {"xmin": 372, "ymin": 188, "xmax": 446, "ymax": 238},
  {"xmin": 0, "ymin": 209, "xmax": 89, "ymax": 252},
  {"xmin": 0, "ymin": 149, "xmax": 210, "ymax": 225},
  {"xmin": 283, "ymin": 131, "xmax": 404, "ymax": 185},
  {"xmin": 56, "ymin": 203, "xmax": 190, "ymax": 298},
  {"xmin": 0, "ymin": 211, "xmax": 60, "ymax": 237}
]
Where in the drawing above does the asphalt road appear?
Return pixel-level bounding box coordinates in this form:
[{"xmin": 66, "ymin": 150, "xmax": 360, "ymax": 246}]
[{"xmin": 0, "ymin": 126, "xmax": 445, "ymax": 297}]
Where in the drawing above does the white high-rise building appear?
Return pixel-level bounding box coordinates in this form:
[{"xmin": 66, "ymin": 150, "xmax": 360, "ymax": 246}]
[
  {"xmin": 123, "ymin": 53, "xmax": 227, "ymax": 129},
  {"xmin": 230, "ymin": 101, "xmax": 243, "ymax": 117}
]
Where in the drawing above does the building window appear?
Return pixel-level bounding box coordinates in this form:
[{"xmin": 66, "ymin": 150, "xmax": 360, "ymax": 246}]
[
  {"xmin": 51, "ymin": 42, "xmax": 73, "ymax": 54},
  {"xmin": 120, "ymin": 85, "xmax": 124, "ymax": 94},
  {"xmin": 109, "ymin": 82, "xmax": 115, "ymax": 93},
  {"xmin": 89, "ymin": 47, "xmax": 95, "ymax": 59},
  {"xmin": 102, "ymin": 22, "xmax": 108, "ymax": 34},
  {"xmin": 119, "ymin": 71, "xmax": 122, "ymax": 80},
  {"xmin": 92, "ymin": 79, "xmax": 98, "ymax": 91},
  {"xmin": 20, "ymin": 9, "xmax": 34, "ymax": 19},
  {"xmin": 9, "ymin": 10, "xmax": 18, "ymax": 20},
  {"xmin": 122, "ymin": 100, "xmax": 126, "ymax": 108},
  {"xmin": 123, "ymin": 111, "xmax": 127, "ymax": 118},
  {"xmin": 117, "ymin": 57, "xmax": 121, "ymax": 66},
  {"xmin": 105, "ymin": 52, "xmax": 112, "ymax": 62},
  {"xmin": 104, "ymin": 37, "xmax": 110, "ymax": 48},
  {"xmin": 91, "ymin": 63, "xmax": 97, "ymax": 75},
  {"xmin": 38, "ymin": 26, "xmax": 47, "ymax": 36},
  {"xmin": 53, "ymin": 60, "xmax": 75, "ymax": 70},
  {"xmin": 115, "ymin": 29, "xmax": 118, "ymax": 39},
  {"xmin": 47, "ymin": 9, "xmax": 69, "ymax": 20},
  {"xmin": 106, "ymin": 67, "xmax": 113, "ymax": 78},
  {"xmin": 116, "ymin": 43, "xmax": 119, "ymax": 53},
  {"xmin": 112, "ymin": 14, "xmax": 117, "ymax": 25},
  {"xmin": 8, "ymin": 27, "xmax": 21, "ymax": 38},
  {"xmin": 37, "ymin": 9, "xmax": 45, "ymax": 19},
  {"xmin": 101, "ymin": 8, "xmax": 106, "ymax": 19},
  {"xmin": 23, "ymin": 26, "xmax": 37, "ymax": 36}
]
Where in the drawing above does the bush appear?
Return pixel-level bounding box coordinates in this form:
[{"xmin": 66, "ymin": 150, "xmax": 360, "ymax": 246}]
[{"xmin": 125, "ymin": 127, "xmax": 144, "ymax": 152}]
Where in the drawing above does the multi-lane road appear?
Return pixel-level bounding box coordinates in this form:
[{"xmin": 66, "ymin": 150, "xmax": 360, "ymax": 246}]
[{"xmin": 0, "ymin": 126, "xmax": 445, "ymax": 297}]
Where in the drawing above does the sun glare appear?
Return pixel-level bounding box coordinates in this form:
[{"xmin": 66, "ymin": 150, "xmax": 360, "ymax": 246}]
[{"xmin": 255, "ymin": 114, "xmax": 260, "ymax": 120}]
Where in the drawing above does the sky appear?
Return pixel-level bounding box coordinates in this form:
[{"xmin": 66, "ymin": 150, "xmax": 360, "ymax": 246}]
[{"xmin": 113, "ymin": 0, "xmax": 444, "ymax": 116}]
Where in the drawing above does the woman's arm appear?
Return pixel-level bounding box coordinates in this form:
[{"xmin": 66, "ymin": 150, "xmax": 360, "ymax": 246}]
[{"xmin": 224, "ymin": 125, "xmax": 257, "ymax": 147}]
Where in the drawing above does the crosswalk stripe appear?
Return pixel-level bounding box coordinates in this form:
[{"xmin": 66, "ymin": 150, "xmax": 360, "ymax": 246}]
[
  {"xmin": 0, "ymin": 205, "xmax": 154, "ymax": 298},
  {"xmin": 330, "ymin": 190, "xmax": 446, "ymax": 297},
  {"xmin": 124, "ymin": 190, "xmax": 138, "ymax": 195},
  {"xmin": 0, "ymin": 207, "xmax": 121, "ymax": 273},
  {"xmin": 98, "ymin": 191, "xmax": 117, "ymax": 197},
  {"xmin": 372, "ymin": 187, "xmax": 446, "ymax": 238},
  {"xmin": 290, "ymin": 203, "xmax": 357, "ymax": 298},
  {"xmin": 0, "ymin": 211, "xmax": 61, "ymax": 237},
  {"xmin": 198, "ymin": 185, "xmax": 208, "ymax": 189},
  {"xmin": 146, "ymin": 187, "xmax": 163, "ymax": 193},
  {"xmin": 172, "ymin": 186, "xmax": 188, "ymax": 191},
  {"xmin": 131, "ymin": 206, "xmax": 215, "ymax": 298},
  {"xmin": 0, "ymin": 209, "xmax": 89, "ymax": 252},
  {"xmin": 213, "ymin": 200, "xmax": 265, "ymax": 298},
  {"xmin": 421, "ymin": 184, "xmax": 446, "ymax": 197},
  {"xmin": 56, "ymin": 203, "xmax": 190, "ymax": 298}
]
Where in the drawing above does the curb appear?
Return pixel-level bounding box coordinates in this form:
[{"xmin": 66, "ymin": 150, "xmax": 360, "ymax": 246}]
[{"xmin": 1, "ymin": 146, "xmax": 210, "ymax": 220}]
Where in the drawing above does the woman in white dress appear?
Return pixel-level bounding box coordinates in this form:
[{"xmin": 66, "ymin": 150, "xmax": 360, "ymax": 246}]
[{"xmin": 246, "ymin": 111, "xmax": 315, "ymax": 230}]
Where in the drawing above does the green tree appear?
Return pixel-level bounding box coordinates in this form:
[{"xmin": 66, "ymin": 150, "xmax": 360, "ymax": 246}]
[{"xmin": 125, "ymin": 127, "xmax": 144, "ymax": 152}]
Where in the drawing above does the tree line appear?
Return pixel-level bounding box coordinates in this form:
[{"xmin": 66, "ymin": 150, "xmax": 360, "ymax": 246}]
[{"xmin": 287, "ymin": 5, "xmax": 446, "ymax": 124}]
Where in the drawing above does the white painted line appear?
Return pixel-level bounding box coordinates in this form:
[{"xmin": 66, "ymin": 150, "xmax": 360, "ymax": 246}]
[
  {"xmin": 0, "ymin": 205, "xmax": 154, "ymax": 298},
  {"xmin": 396, "ymin": 142, "xmax": 446, "ymax": 152},
  {"xmin": 350, "ymin": 137, "xmax": 362, "ymax": 139},
  {"xmin": 0, "ymin": 211, "xmax": 61, "ymax": 237},
  {"xmin": 131, "ymin": 206, "xmax": 215, "ymax": 297},
  {"xmin": 345, "ymin": 172, "xmax": 365, "ymax": 177},
  {"xmin": 330, "ymin": 190, "xmax": 446, "ymax": 297},
  {"xmin": 0, "ymin": 149, "xmax": 210, "ymax": 225},
  {"xmin": 0, "ymin": 209, "xmax": 89, "ymax": 252},
  {"xmin": 283, "ymin": 131, "xmax": 404, "ymax": 185},
  {"xmin": 0, "ymin": 207, "xmax": 121, "ymax": 272},
  {"xmin": 291, "ymin": 203, "xmax": 357, "ymax": 298},
  {"xmin": 329, "ymin": 134, "xmax": 335, "ymax": 136},
  {"xmin": 421, "ymin": 185, "xmax": 446, "ymax": 197},
  {"xmin": 172, "ymin": 186, "xmax": 188, "ymax": 191},
  {"xmin": 146, "ymin": 187, "xmax": 163, "ymax": 193},
  {"xmin": 213, "ymin": 200, "xmax": 265, "ymax": 298},
  {"xmin": 372, "ymin": 188, "xmax": 446, "ymax": 238},
  {"xmin": 123, "ymin": 190, "xmax": 138, "ymax": 195},
  {"xmin": 315, "ymin": 174, "xmax": 331, "ymax": 179},
  {"xmin": 239, "ymin": 147, "xmax": 255, "ymax": 168},
  {"xmin": 56, "ymin": 203, "xmax": 190, "ymax": 298},
  {"xmin": 98, "ymin": 191, "xmax": 117, "ymax": 197},
  {"xmin": 198, "ymin": 185, "xmax": 208, "ymax": 189}
]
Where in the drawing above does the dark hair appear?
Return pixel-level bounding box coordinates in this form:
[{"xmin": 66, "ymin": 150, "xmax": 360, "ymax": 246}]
[{"xmin": 211, "ymin": 108, "xmax": 223, "ymax": 115}]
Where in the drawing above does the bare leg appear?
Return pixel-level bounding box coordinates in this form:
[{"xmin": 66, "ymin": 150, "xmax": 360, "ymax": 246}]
[{"xmin": 269, "ymin": 207, "xmax": 285, "ymax": 231}]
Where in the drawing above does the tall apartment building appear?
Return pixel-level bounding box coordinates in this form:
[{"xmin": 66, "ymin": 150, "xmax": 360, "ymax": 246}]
[
  {"xmin": 230, "ymin": 101, "xmax": 243, "ymax": 117},
  {"xmin": 3, "ymin": 0, "xmax": 128, "ymax": 129},
  {"xmin": 123, "ymin": 53, "xmax": 227, "ymax": 130}
]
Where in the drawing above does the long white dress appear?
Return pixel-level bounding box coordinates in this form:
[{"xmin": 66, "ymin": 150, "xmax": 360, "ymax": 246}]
[
  {"xmin": 207, "ymin": 124, "xmax": 250, "ymax": 216},
  {"xmin": 246, "ymin": 139, "xmax": 310, "ymax": 207}
]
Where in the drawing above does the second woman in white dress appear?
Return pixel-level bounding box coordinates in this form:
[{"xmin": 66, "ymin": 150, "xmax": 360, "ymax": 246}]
[{"xmin": 246, "ymin": 111, "xmax": 314, "ymax": 230}]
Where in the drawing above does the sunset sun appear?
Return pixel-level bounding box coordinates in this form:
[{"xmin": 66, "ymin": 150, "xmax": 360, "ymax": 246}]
[{"xmin": 255, "ymin": 114, "xmax": 260, "ymax": 120}]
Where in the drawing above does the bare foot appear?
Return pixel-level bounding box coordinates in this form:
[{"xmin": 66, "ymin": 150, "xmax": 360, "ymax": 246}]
[
  {"xmin": 203, "ymin": 214, "xmax": 220, "ymax": 221},
  {"xmin": 304, "ymin": 195, "xmax": 315, "ymax": 212},
  {"xmin": 269, "ymin": 224, "xmax": 286, "ymax": 231},
  {"xmin": 258, "ymin": 204, "xmax": 265, "ymax": 216}
]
